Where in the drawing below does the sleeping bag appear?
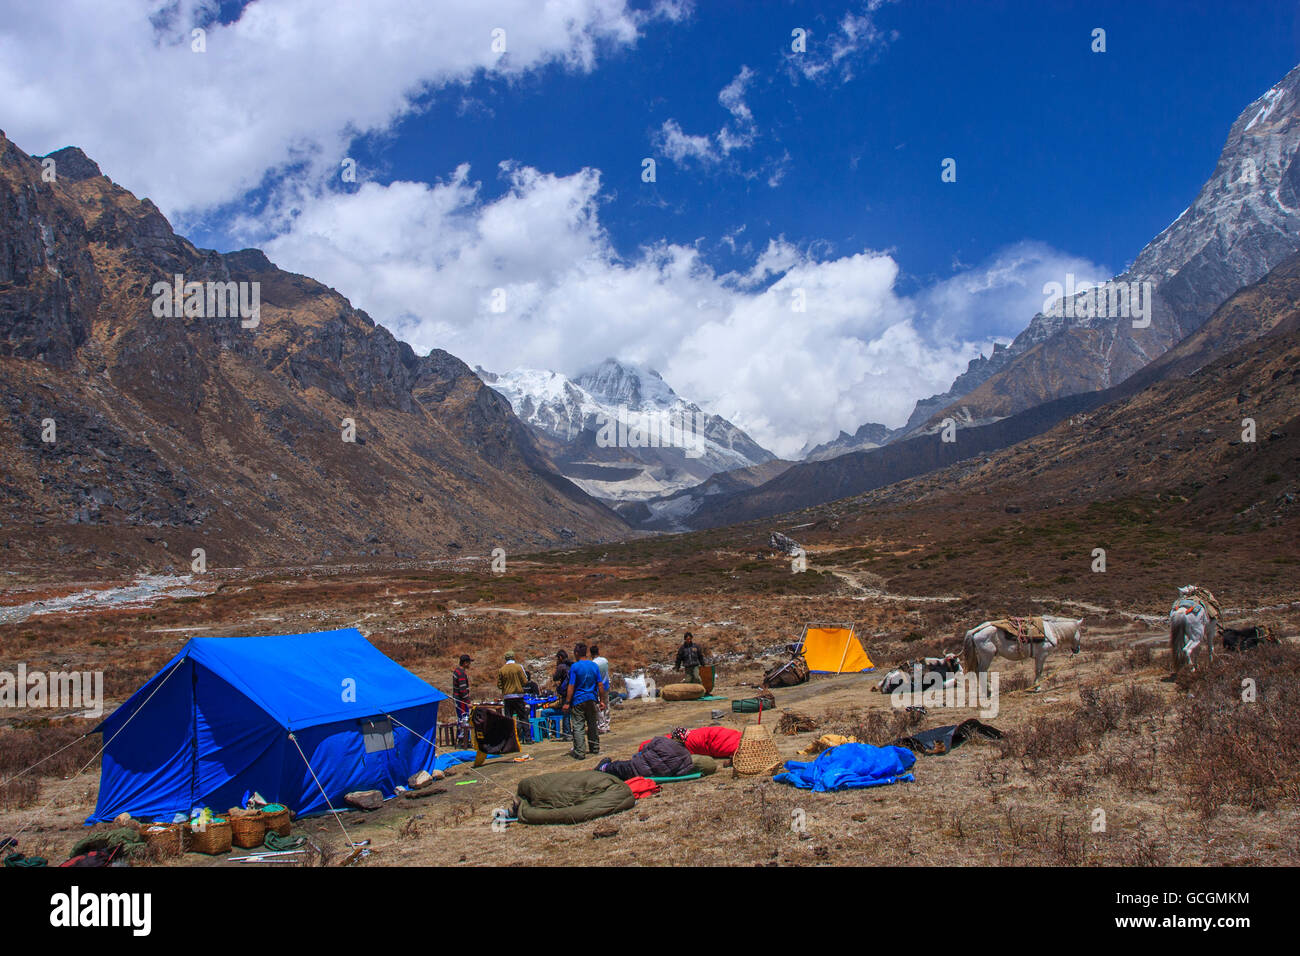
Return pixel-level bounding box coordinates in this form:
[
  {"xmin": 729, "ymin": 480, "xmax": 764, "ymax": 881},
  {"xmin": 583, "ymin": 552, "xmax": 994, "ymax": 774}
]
[
  {"xmin": 637, "ymin": 726, "xmax": 742, "ymax": 759},
  {"xmin": 683, "ymin": 726, "xmax": 741, "ymax": 758},
  {"xmin": 773, "ymin": 742, "xmax": 916, "ymax": 792},
  {"xmin": 600, "ymin": 736, "xmax": 695, "ymax": 781},
  {"xmin": 515, "ymin": 771, "xmax": 635, "ymax": 825},
  {"xmin": 690, "ymin": 754, "xmax": 718, "ymax": 776}
]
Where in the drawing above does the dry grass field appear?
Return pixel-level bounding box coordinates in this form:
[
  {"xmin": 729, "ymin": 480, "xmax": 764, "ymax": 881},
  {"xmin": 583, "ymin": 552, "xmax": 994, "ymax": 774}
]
[{"xmin": 3, "ymin": 511, "xmax": 1298, "ymax": 867}]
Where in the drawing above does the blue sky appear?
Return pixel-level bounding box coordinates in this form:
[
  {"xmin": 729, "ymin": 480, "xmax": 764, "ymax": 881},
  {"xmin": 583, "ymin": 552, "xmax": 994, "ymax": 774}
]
[
  {"xmin": 269, "ymin": 0, "xmax": 1300, "ymax": 301},
  {"xmin": 3, "ymin": 0, "xmax": 1297, "ymax": 455}
]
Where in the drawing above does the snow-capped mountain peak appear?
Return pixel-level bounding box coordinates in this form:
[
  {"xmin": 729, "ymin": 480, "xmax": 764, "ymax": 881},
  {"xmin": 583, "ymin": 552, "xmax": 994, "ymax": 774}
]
[
  {"xmin": 476, "ymin": 361, "xmax": 776, "ymax": 501},
  {"xmin": 574, "ymin": 357, "xmax": 678, "ymax": 409}
]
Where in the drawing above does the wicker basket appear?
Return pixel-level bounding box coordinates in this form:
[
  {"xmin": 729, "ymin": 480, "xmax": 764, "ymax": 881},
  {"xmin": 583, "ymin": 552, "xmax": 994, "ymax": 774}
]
[
  {"xmin": 731, "ymin": 722, "xmax": 784, "ymax": 777},
  {"xmin": 226, "ymin": 808, "xmax": 268, "ymax": 848},
  {"xmin": 260, "ymin": 805, "xmax": 291, "ymax": 837},
  {"xmin": 187, "ymin": 818, "xmax": 231, "ymax": 855},
  {"xmin": 142, "ymin": 822, "xmax": 191, "ymax": 854}
]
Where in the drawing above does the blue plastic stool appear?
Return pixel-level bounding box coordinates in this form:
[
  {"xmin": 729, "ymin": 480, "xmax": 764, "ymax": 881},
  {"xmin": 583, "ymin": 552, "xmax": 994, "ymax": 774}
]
[
  {"xmin": 548, "ymin": 714, "xmax": 570, "ymax": 740},
  {"xmin": 530, "ymin": 713, "xmax": 568, "ymax": 741}
]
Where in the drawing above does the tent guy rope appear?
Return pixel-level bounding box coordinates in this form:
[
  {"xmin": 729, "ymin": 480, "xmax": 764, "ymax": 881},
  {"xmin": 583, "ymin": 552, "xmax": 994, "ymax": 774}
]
[
  {"xmin": 287, "ymin": 731, "xmax": 356, "ymax": 847},
  {"xmin": 8, "ymin": 659, "xmax": 185, "ymax": 842}
]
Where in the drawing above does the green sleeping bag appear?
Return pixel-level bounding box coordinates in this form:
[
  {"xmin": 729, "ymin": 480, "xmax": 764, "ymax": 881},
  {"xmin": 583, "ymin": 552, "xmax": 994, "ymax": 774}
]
[
  {"xmin": 516, "ymin": 771, "xmax": 636, "ymax": 825},
  {"xmin": 691, "ymin": 754, "xmax": 718, "ymax": 776}
]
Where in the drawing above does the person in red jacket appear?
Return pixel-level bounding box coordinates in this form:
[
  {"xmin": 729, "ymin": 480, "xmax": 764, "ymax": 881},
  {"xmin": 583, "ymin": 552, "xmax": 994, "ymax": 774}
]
[{"xmin": 637, "ymin": 726, "xmax": 742, "ymax": 759}]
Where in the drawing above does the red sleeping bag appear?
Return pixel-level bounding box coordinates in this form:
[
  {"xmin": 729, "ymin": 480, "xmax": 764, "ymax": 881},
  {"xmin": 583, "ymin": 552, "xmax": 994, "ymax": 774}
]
[
  {"xmin": 683, "ymin": 726, "xmax": 741, "ymax": 758},
  {"xmin": 637, "ymin": 726, "xmax": 742, "ymax": 759}
]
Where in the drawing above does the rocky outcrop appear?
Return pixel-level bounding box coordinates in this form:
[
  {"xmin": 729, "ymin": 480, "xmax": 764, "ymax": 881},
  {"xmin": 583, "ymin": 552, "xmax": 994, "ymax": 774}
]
[
  {"xmin": 768, "ymin": 531, "xmax": 802, "ymax": 555},
  {"xmin": 0, "ymin": 137, "xmax": 102, "ymax": 367},
  {"xmin": 0, "ymin": 131, "xmax": 626, "ymax": 575},
  {"xmin": 903, "ymin": 62, "xmax": 1300, "ymax": 435},
  {"xmin": 802, "ymin": 421, "xmax": 897, "ymax": 462}
]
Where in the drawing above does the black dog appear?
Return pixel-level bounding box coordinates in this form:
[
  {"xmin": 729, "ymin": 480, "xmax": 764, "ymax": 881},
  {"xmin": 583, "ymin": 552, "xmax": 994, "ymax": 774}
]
[{"xmin": 1221, "ymin": 624, "xmax": 1277, "ymax": 651}]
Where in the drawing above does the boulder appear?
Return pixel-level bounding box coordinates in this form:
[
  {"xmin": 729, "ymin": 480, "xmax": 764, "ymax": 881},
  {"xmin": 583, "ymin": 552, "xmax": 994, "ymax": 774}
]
[
  {"xmin": 769, "ymin": 531, "xmax": 802, "ymax": 555},
  {"xmin": 407, "ymin": 770, "xmax": 442, "ymax": 789},
  {"xmin": 344, "ymin": 789, "xmax": 384, "ymax": 811}
]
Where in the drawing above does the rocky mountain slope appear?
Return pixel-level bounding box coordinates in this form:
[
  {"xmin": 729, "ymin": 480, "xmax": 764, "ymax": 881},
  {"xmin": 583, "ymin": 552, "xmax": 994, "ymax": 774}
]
[
  {"xmin": 800, "ymin": 421, "xmax": 897, "ymax": 462},
  {"xmin": 0, "ymin": 131, "xmax": 627, "ymax": 576},
  {"xmin": 838, "ymin": 307, "xmax": 1300, "ymax": 531},
  {"xmin": 479, "ymin": 359, "xmax": 775, "ymax": 501},
  {"xmin": 650, "ymin": 247, "xmax": 1300, "ymax": 531},
  {"xmin": 902, "ymin": 62, "xmax": 1300, "ymax": 436},
  {"xmin": 610, "ymin": 456, "xmax": 793, "ymax": 530}
]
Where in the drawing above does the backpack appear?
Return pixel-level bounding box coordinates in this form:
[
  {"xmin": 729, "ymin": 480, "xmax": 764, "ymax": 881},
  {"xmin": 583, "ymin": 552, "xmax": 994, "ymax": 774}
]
[{"xmin": 762, "ymin": 656, "xmax": 809, "ymax": 688}]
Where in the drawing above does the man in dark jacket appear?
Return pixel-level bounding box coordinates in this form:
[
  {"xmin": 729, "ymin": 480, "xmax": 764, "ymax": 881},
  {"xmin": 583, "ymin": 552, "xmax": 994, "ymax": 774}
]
[
  {"xmin": 451, "ymin": 654, "xmax": 472, "ymax": 743},
  {"xmin": 538, "ymin": 650, "xmax": 572, "ymax": 738},
  {"xmin": 596, "ymin": 735, "xmax": 694, "ymax": 781},
  {"xmin": 674, "ymin": 632, "xmax": 707, "ymax": 684}
]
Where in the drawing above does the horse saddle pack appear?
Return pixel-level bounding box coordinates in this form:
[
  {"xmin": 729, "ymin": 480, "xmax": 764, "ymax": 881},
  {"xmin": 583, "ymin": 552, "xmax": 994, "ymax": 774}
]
[
  {"xmin": 989, "ymin": 616, "xmax": 1046, "ymax": 643},
  {"xmin": 1173, "ymin": 586, "xmax": 1221, "ymax": 620}
]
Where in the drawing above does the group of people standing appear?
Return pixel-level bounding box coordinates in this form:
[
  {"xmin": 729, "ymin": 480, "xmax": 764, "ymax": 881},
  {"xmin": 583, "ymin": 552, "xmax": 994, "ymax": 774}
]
[
  {"xmin": 449, "ymin": 642, "xmax": 615, "ymax": 759},
  {"xmin": 450, "ymin": 632, "xmax": 709, "ymax": 756}
]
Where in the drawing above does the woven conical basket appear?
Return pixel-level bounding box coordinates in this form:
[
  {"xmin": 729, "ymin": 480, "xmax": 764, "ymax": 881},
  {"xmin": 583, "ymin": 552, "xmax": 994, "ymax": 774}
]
[{"xmin": 731, "ymin": 721, "xmax": 783, "ymax": 776}]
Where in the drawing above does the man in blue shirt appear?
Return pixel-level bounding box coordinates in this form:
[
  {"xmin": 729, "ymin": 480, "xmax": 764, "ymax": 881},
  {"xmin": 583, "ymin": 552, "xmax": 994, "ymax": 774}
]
[{"xmin": 562, "ymin": 642, "xmax": 607, "ymax": 759}]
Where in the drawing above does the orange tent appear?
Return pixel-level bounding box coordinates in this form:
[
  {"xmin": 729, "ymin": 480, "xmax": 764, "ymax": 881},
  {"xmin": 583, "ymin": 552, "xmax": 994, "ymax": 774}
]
[{"xmin": 797, "ymin": 623, "xmax": 874, "ymax": 673}]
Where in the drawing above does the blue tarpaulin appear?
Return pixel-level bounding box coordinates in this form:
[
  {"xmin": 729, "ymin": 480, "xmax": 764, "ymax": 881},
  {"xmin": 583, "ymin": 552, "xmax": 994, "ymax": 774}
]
[
  {"xmin": 87, "ymin": 628, "xmax": 448, "ymax": 823},
  {"xmin": 773, "ymin": 743, "xmax": 916, "ymax": 792},
  {"xmin": 432, "ymin": 750, "xmax": 504, "ymax": 771}
]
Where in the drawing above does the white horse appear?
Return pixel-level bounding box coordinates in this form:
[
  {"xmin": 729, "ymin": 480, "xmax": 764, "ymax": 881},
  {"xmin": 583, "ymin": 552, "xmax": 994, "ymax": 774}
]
[
  {"xmin": 1169, "ymin": 585, "xmax": 1216, "ymax": 673},
  {"xmin": 961, "ymin": 617, "xmax": 1083, "ymax": 690}
]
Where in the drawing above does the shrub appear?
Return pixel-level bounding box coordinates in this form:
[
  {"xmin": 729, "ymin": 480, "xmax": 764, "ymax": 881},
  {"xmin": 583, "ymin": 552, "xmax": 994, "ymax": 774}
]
[{"xmin": 1166, "ymin": 645, "xmax": 1300, "ymax": 817}]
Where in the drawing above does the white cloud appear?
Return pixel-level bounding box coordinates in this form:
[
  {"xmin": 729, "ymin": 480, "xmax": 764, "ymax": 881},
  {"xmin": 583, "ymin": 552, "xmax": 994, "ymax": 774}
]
[
  {"xmin": 0, "ymin": 0, "xmax": 653, "ymax": 218},
  {"xmin": 913, "ymin": 241, "xmax": 1111, "ymax": 344},
  {"xmin": 243, "ymin": 163, "xmax": 1060, "ymax": 459},
  {"xmin": 655, "ymin": 65, "xmax": 757, "ymax": 166},
  {"xmin": 785, "ymin": 0, "xmax": 897, "ymax": 85},
  {"xmin": 718, "ymin": 65, "xmax": 756, "ymax": 127},
  {"xmin": 657, "ymin": 119, "xmax": 720, "ymax": 164}
]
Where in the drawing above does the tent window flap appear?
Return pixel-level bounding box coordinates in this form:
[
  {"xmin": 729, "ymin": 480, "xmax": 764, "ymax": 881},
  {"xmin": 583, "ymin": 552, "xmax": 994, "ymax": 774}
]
[{"xmin": 360, "ymin": 717, "xmax": 394, "ymax": 753}]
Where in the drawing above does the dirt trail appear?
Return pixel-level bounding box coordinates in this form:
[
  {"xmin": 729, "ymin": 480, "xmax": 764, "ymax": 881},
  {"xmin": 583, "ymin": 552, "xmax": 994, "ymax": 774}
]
[{"xmin": 826, "ymin": 567, "xmax": 963, "ymax": 603}]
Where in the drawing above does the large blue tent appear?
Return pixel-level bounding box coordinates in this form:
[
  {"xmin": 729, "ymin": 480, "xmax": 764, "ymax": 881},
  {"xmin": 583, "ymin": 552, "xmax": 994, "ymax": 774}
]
[{"xmin": 87, "ymin": 628, "xmax": 447, "ymax": 823}]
